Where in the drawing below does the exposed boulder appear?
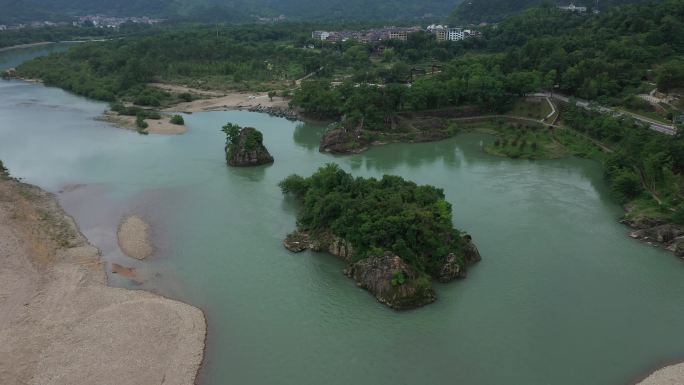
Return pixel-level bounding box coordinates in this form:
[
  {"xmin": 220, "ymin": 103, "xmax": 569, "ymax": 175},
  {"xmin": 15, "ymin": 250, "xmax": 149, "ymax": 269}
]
[
  {"xmin": 283, "ymin": 231, "xmax": 312, "ymax": 253},
  {"xmin": 437, "ymin": 235, "xmax": 481, "ymax": 282},
  {"xmin": 623, "ymin": 217, "xmax": 684, "ymax": 257},
  {"xmin": 319, "ymin": 128, "xmax": 369, "ymax": 154},
  {"xmin": 621, "ymin": 215, "xmax": 668, "ymax": 230},
  {"xmin": 462, "ymin": 235, "xmax": 482, "ymax": 264},
  {"xmin": 629, "ymin": 224, "xmax": 683, "ymax": 244},
  {"xmin": 437, "ymin": 253, "xmax": 465, "ymax": 282},
  {"xmin": 327, "ymin": 235, "xmax": 355, "ymax": 261},
  {"xmin": 225, "ymin": 126, "xmax": 274, "ymax": 167},
  {"xmin": 345, "ymin": 252, "xmax": 436, "ymax": 310},
  {"xmin": 283, "ymin": 230, "xmax": 355, "ymax": 261},
  {"xmin": 670, "ymin": 237, "xmax": 684, "ymax": 258}
]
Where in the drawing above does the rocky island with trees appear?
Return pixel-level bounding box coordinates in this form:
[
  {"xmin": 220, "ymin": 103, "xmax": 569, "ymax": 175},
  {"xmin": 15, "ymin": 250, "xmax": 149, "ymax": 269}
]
[
  {"xmin": 223, "ymin": 123, "xmax": 274, "ymax": 167},
  {"xmin": 280, "ymin": 164, "xmax": 481, "ymax": 310}
]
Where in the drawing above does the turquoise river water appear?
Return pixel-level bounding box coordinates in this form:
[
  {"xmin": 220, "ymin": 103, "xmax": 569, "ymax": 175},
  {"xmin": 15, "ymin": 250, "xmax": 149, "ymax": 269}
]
[{"xmin": 1, "ymin": 45, "xmax": 683, "ymax": 385}]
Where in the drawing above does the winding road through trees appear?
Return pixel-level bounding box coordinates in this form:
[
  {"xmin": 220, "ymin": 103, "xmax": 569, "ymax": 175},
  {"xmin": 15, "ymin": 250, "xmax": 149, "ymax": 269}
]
[{"xmin": 533, "ymin": 92, "xmax": 678, "ymax": 136}]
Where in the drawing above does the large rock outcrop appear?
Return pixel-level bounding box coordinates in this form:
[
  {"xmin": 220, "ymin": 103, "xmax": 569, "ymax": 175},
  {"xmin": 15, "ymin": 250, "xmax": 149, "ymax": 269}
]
[
  {"xmin": 437, "ymin": 235, "xmax": 482, "ymax": 282},
  {"xmin": 623, "ymin": 217, "xmax": 684, "ymax": 258},
  {"xmin": 226, "ymin": 127, "xmax": 274, "ymax": 167},
  {"xmin": 284, "ymin": 230, "xmax": 483, "ymax": 310},
  {"xmin": 345, "ymin": 252, "xmax": 436, "ymax": 310},
  {"xmin": 319, "ymin": 128, "xmax": 369, "ymax": 154},
  {"xmin": 283, "ymin": 230, "xmax": 355, "ymax": 261}
]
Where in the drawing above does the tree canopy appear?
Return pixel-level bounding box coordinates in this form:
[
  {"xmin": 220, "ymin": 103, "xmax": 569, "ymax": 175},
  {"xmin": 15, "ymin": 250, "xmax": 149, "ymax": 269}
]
[{"xmin": 280, "ymin": 164, "xmax": 467, "ymax": 274}]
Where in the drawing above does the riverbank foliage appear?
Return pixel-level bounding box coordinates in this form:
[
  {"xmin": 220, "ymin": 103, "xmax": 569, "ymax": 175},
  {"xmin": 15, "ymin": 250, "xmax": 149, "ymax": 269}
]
[
  {"xmin": 482, "ymin": 121, "xmax": 566, "ymax": 160},
  {"xmin": 561, "ymin": 103, "xmax": 684, "ymax": 219},
  {"xmin": 279, "ymin": 164, "xmax": 467, "ymax": 274},
  {"xmin": 16, "ymin": 24, "xmax": 329, "ymax": 103}
]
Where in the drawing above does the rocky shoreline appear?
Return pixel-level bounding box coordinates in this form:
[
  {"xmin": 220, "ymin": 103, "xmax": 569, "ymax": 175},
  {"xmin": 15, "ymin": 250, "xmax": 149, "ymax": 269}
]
[
  {"xmin": 0, "ymin": 176, "xmax": 206, "ymax": 385},
  {"xmin": 318, "ymin": 125, "xmax": 456, "ymax": 155},
  {"xmin": 284, "ymin": 230, "xmax": 481, "ymax": 310},
  {"xmin": 247, "ymin": 105, "xmax": 299, "ymax": 121},
  {"xmin": 620, "ymin": 215, "xmax": 684, "ymax": 258}
]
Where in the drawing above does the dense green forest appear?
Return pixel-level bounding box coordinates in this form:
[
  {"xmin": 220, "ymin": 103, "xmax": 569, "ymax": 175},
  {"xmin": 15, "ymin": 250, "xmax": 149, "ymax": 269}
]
[
  {"xmin": 0, "ymin": 0, "xmax": 456, "ymax": 24},
  {"xmin": 292, "ymin": 0, "xmax": 684, "ymax": 128},
  {"xmin": 450, "ymin": 0, "xmax": 654, "ymax": 23},
  {"xmin": 16, "ymin": 24, "xmax": 326, "ymax": 102},
  {"xmin": 280, "ymin": 164, "xmax": 469, "ymax": 275}
]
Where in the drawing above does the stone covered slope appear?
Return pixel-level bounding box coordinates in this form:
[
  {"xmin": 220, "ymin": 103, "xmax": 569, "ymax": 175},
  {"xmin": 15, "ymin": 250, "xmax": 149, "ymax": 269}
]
[
  {"xmin": 0, "ymin": 178, "xmax": 205, "ymax": 385},
  {"xmin": 621, "ymin": 216, "xmax": 684, "ymax": 258}
]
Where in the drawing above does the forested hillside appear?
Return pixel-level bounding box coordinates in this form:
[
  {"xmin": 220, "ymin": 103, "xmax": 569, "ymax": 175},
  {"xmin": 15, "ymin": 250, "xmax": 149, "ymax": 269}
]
[
  {"xmin": 0, "ymin": 0, "xmax": 457, "ymax": 23},
  {"xmin": 292, "ymin": 0, "xmax": 684, "ymax": 126},
  {"xmin": 450, "ymin": 0, "xmax": 655, "ymax": 23}
]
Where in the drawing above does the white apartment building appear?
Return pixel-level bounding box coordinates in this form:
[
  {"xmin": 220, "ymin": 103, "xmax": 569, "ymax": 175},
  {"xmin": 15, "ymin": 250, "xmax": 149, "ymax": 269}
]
[{"xmin": 448, "ymin": 28, "xmax": 465, "ymax": 41}]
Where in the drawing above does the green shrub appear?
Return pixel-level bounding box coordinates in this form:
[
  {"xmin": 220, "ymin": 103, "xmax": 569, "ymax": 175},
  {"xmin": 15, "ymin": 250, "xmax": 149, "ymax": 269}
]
[
  {"xmin": 673, "ymin": 206, "xmax": 684, "ymax": 225},
  {"xmin": 170, "ymin": 115, "xmax": 185, "ymax": 125},
  {"xmin": 391, "ymin": 271, "xmax": 406, "ymax": 287},
  {"xmin": 135, "ymin": 115, "xmax": 148, "ymax": 133},
  {"xmin": 610, "ymin": 169, "xmax": 643, "ymax": 202},
  {"xmin": 0, "ymin": 160, "xmax": 9, "ymax": 178}
]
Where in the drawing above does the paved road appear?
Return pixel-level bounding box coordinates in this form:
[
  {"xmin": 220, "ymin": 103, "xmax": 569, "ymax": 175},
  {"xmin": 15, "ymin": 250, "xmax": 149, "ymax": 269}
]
[{"xmin": 532, "ymin": 92, "xmax": 678, "ymax": 136}]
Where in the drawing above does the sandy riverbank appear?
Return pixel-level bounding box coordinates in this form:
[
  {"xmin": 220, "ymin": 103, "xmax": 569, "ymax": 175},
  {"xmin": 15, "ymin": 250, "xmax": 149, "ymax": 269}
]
[
  {"xmin": 0, "ymin": 176, "xmax": 205, "ymax": 385},
  {"xmin": 161, "ymin": 88, "xmax": 289, "ymax": 113},
  {"xmin": 636, "ymin": 363, "xmax": 684, "ymax": 385},
  {"xmin": 149, "ymin": 82, "xmax": 290, "ymax": 113}
]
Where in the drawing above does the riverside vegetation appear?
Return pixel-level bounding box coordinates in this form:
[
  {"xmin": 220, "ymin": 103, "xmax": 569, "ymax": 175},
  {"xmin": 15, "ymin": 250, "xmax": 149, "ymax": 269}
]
[{"xmin": 280, "ymin": 164, "xmax": 481, "ymax": 309}]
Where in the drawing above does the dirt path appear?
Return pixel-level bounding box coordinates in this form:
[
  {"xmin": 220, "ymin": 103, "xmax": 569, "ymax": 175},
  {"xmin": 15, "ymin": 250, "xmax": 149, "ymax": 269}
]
[{"xmin": 0, "ymin": 177, "xmax": 205, "ymax": 385}]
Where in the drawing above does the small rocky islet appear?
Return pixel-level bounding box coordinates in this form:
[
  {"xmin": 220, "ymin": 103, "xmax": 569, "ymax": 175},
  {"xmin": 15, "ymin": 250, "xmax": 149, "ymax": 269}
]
[
  {"xmin": 280, "ymin": 164, "xmax": 481, "ymax": 310},
  {"xmin": 223, "ymin": 123, "xmax": 274, "ymax": 167}
]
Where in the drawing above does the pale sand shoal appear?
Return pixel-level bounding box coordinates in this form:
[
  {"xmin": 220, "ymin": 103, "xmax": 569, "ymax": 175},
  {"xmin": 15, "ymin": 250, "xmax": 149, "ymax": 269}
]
[
  {"xmin": 118, "ymin": 215, "xmax": 154, "ymax": 260},
  {"xmin": 636, "ymin": 363, "xmax": 684, "ymax": 385},
  {"xmin": 0, "ymin": 178, "xmax": 205, "ymax": 385},
  {"xmin": 101, "ymin": 113, "xmax": 188, "ymax": 135}
]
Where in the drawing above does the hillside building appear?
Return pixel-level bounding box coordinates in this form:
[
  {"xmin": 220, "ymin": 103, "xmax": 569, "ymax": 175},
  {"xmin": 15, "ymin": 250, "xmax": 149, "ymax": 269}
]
[{"xmin": 558, "ymin": 4, "xmax": 588, "ymax": 12}]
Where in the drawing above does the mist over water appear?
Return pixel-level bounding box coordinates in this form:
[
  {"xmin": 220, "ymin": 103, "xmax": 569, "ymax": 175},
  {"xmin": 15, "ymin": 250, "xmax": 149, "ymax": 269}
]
[{"xmin": 1, "ymin": 46, "xmax": 683, "ymax": 385}]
